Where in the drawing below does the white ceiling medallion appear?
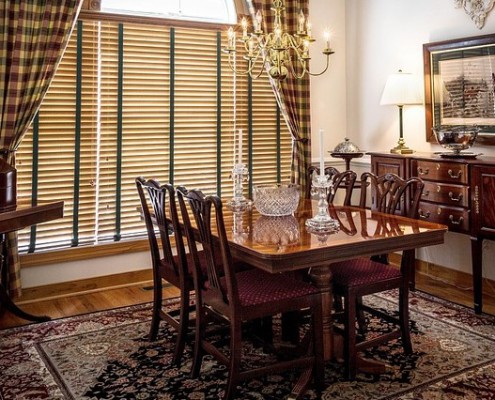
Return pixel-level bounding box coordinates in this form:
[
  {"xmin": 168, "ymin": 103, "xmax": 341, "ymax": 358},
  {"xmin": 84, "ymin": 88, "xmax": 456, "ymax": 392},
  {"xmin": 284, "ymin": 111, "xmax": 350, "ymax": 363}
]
[{"xmin": 455, "ymin": 0, "xmax": 495, "ymax": 29}]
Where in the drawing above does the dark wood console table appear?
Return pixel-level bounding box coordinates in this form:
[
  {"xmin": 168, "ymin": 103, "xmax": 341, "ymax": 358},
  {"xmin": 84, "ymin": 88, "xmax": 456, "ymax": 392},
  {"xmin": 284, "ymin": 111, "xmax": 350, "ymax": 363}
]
[
  {"xmin": 0, "ymin": 201, "xmax": 64, "ymax": 322},
  {"xmin": 369, "ymin": 152, "xmax": 495, "ymax": 314}
]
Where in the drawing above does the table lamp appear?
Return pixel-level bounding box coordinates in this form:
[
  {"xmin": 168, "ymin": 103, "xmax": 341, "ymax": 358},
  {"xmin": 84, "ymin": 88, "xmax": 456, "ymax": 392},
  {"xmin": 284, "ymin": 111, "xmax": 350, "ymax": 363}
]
[{"xmin": 380, "ymin": 70, "xmax": 422, "ymax": 154}]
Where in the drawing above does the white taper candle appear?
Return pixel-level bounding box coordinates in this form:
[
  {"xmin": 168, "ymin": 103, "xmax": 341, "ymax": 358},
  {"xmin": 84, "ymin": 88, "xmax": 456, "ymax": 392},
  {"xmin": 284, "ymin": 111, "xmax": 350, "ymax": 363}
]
[
  {"xmin": 319, "ymin": 128, "xmax": 325, "ymax": 177},
  {"xmin": 238, "ymin": 129, "xmax": 243, "ymax": 165},
  {"xmin": 233, "ymin": 131, "xmax": 237, "ymax": 166}
]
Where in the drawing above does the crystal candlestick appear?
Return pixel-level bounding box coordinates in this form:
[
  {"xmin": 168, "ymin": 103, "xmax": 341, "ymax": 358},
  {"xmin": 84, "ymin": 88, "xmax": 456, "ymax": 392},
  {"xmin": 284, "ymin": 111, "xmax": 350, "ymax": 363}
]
[
  {"xmin": 232, "ymin": 210, "xmax": 249, "ymax": 243},
  {"xmin": 305, "ymin": 173, "xmax": 340, "ymax": 233},
  {"xmin": 227, "ymin": 163, "xmax": 252, "ymax": 212}
]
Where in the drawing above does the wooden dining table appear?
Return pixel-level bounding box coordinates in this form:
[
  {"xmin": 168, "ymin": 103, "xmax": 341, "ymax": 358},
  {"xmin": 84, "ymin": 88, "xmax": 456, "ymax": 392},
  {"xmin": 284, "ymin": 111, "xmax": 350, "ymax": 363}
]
[{"xmin": 220, "ymin": 199, "xmax": 447, "ymax": 362}]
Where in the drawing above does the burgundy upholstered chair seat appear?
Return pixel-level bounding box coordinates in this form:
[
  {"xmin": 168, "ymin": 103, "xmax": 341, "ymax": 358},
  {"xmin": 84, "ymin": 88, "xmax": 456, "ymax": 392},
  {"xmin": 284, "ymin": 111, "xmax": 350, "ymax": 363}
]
[
  {"xmin": 220, "ymin": 269, "xmax": 320, "ymax": 307},
  {"xmin": 331, "ymin": 258, "xmax": 402, "ymax": 288}
]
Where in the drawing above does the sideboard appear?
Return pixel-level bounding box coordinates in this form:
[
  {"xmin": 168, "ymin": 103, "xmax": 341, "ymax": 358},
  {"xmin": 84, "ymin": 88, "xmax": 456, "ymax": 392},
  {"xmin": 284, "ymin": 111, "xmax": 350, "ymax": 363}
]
[{"xmin": 369, "ymin": 152, "xmax": 495, "ymax": 314}]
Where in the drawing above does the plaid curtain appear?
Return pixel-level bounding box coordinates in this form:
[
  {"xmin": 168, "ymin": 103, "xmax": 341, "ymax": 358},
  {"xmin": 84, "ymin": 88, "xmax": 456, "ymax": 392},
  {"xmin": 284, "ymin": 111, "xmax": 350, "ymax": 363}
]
[
  {"xmin": 0, "ymin": 0, "xmax": 83, "ymax": 298},
  {"xmin": 247, "ymin": 0, "xmax": 312, "ymax": 189}
]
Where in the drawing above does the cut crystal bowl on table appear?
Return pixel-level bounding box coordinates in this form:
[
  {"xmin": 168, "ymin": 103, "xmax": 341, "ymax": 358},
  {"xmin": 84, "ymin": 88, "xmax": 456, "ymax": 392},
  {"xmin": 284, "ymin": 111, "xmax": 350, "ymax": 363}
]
[{"xmin": 253, "ymin": 183, "xmax": 300, "ymax": 216}]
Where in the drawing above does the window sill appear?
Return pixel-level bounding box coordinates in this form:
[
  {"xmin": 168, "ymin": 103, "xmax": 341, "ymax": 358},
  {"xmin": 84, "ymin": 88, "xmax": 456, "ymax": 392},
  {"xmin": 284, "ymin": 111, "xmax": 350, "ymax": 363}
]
[{"xmin": 20, "ymin": 239, "xmax": 150, "ymax": 268}]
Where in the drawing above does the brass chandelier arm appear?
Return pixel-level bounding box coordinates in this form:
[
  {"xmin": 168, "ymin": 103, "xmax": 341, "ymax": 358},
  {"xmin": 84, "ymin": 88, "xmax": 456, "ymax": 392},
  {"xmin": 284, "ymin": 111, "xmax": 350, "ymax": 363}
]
[
  {"xmin": 227, "ymin": 50, "xmax": 267, "ymax": 80},
  {"xmin": 307, "ymin": 53, "xmax": 331, "ymax": 77},
  {"xmin": 227, "ymin": 54, "xmax": 256, "ymax": 76},
  {"xmin": 249, "ymin": 54, "xmax": 267, "ymax": 80}
]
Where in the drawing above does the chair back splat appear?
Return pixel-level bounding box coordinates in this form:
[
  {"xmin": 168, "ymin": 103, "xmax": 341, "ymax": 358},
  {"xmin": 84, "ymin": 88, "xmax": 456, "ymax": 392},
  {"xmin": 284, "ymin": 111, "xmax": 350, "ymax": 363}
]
[
  {"xmin": 360, "ymin": 172, "xmax": 424, "ymax": 218},
  {"xmin": 306, "ymin": 166, "xmax": 357, "ymax": 205},
  {"xmin": 177, "ymin": 187, "xmax": 324, "ymax": 400}
]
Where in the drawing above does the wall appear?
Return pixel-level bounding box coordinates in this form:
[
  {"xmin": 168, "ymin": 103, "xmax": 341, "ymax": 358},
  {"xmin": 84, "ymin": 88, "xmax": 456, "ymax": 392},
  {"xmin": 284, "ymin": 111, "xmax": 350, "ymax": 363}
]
[
  {"xmin": 309, "ymin": 0, "xmax": 347, "ymax": 160},
  {"xmin": 346, "ymin": 0, "xmax": 495, "ymax": 154},
  {"xmin": 21, "ymin": 252, "xmax": 151, "ymax": 288},
  {"xmin": 344, "ymin": 0, "xmax": 495, "ymax": 280}
]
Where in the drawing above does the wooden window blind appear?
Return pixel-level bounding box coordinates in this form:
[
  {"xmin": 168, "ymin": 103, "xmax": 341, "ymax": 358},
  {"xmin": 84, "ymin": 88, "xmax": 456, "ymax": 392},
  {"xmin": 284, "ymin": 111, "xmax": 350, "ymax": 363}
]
[{"xmin": 15, "ymin": 17, "xmax": 291, "ymax": 254}]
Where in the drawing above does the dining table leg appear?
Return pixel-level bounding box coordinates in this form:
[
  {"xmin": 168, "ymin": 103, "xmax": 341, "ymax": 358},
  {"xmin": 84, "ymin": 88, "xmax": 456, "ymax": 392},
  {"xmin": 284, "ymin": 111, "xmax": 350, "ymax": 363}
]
[{"xmin": 308, "ymin": 264, "xmax": 334, "ymax": 361}]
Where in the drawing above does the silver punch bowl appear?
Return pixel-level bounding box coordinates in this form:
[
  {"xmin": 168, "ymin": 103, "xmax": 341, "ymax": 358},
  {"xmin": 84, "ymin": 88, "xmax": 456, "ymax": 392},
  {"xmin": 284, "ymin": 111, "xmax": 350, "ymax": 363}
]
[{"xmin": 432, "ymin": 125, "xmax": 479, "ymax": 155}]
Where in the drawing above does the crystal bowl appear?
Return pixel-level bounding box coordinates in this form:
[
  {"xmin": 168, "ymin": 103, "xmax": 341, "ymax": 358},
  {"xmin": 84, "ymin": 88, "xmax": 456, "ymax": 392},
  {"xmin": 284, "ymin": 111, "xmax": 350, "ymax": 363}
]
[
  {"xmin": 432, "ymin": 125, "xmax": 479, "ymax": 154},
  {"xmin": 253, "ymin": 183, "xmax": 300, "ymax": 216}
]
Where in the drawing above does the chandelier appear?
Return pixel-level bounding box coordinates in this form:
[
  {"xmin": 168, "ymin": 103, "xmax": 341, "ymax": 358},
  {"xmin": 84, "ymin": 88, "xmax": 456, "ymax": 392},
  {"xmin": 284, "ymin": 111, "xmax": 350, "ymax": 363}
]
[{"xmin": 223, "ymin": 0, "xmax": 334, "ymax": 84}]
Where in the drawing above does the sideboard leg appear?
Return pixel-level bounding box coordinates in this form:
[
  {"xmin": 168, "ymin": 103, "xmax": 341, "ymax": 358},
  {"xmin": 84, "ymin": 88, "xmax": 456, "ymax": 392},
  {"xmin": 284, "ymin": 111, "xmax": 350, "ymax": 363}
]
[{"xmin": 470, "ymin": 236, "xmax": 483, "ymax": 314}]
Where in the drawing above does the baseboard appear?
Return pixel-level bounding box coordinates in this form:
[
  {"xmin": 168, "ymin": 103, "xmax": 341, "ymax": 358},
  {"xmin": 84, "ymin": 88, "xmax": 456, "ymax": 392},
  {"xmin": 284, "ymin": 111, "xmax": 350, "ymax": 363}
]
[
  {"xmin": 16, "ymin": 269, "xmax": 153, "ymax": 304},
  {"xmin": 389, "ymin": 253, "xmax": 495, "ymax": 297},
  {"xmin": 18, "ymin": 255, "xmax": 495, "ymax": 304}
]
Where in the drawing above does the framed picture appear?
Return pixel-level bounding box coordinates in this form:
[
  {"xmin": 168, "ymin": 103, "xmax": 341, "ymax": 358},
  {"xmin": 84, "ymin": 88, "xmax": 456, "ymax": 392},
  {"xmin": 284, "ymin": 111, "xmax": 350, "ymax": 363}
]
[{"xmin": 423, "ymin": 34, "xmax": 495, "ymax": 144}]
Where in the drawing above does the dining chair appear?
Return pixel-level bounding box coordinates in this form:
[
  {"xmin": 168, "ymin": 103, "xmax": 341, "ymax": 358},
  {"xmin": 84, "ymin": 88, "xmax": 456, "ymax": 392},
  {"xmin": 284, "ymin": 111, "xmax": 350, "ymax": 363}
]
[
  {"xmin": 176, "ymin": 187, "xmax": 324, "ymax": 400},
  {"xmin": 305, "ymin": 166, "xmax": 357, "ymax": 205},
  {"xmin": 136, "ymin": 177, "xmax": 196, "ymax": 366},
  {"xmin": 330, "ymin": 172, "xmax": 424, "ymax": 380}
]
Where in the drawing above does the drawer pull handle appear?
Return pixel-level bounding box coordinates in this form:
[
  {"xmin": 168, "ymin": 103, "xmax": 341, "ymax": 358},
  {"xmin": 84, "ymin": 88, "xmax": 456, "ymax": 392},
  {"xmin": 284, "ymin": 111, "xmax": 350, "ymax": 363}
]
[
  {"xmin": 449, "ymin": 215, "xmax": 464, "ymax": 225},
  {"xmin": 418, "ymin": 209, "xmax": 430, "ymax": 219},
  {"xmin": 448, "ymin": 191, "xmax": 463, "ymax": 202},
  {"xmin": 422, "ymin": 190, "xmax": 430, "ymax": 197},
  {"xmin": 474, "ymin": 185, "xmax": 480, "ymax": 214},
  {"xmin": 417, "ymin": 167, "xmax": 429, "ymax": 176},
  {"xmin": 448, "ymin": 169, "xmax": 462, "ymax": 179}
]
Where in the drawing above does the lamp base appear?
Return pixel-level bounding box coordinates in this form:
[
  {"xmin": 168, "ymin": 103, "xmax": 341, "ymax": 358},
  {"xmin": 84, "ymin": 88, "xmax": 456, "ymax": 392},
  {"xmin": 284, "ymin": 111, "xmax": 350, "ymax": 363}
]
[
  {"xmin": 390, "ymin": 138, "xmax": 413, "ymax": 154},
  {"xmin": 390, "ymin": 146, "xmax": 413, "ymax": 154}
]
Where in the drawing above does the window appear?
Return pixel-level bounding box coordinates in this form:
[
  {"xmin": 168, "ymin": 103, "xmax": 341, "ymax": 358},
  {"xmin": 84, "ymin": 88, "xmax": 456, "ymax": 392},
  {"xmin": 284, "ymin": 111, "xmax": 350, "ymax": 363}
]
[
  {"xmin": 16, "ymin": 11, "xmax": 291, "ymax": 254},
  {"xmin": 101, "ymin": 0, "xmax": 238, "ymax": 24}
]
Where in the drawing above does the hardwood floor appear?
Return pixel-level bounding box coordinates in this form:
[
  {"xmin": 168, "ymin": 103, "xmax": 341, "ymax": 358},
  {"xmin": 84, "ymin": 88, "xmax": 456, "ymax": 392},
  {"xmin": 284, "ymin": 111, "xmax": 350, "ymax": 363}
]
[
  {"xmin": 415, "ymin": 271, "xmax": 495, "ymax": 315},
  {"xmin": 1, "ymin": 273, "xmax": 494, "ymax": 330},
  {"xmin": 0, "ymin": 281, "xmax": 179, "ymax": 330}
]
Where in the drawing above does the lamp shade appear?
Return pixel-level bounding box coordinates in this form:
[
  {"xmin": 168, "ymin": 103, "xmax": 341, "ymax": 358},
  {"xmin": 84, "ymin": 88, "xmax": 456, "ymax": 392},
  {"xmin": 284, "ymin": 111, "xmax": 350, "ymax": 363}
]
[{"xmin": 380, "ymin": 70, "xmax": 422, "ymax": 106}]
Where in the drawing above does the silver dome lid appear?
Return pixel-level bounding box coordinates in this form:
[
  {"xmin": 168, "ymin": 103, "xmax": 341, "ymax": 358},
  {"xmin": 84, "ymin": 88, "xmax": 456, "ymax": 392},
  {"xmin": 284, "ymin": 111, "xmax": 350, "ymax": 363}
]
[{"xmin": 333, "ymin": 137, "xmax": 361, "ymax": 153}]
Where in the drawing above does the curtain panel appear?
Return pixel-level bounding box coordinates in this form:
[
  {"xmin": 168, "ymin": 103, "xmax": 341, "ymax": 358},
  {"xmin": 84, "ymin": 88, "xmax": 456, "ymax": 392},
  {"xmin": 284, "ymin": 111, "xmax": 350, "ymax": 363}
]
[
  {"xmin": 247, "ymin": 0, "xmax": 312, "ymax": 189},
  {"xmin": 0, "ymin": 0, "xmax": 83, "ymax": 297}
]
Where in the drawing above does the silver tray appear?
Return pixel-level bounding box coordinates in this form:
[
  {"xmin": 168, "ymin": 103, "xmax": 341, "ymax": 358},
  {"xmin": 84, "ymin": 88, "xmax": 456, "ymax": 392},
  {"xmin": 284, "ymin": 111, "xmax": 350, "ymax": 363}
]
[{"xmin": 434, "ymin": 152, "xmax": 482, "ymax": 159}]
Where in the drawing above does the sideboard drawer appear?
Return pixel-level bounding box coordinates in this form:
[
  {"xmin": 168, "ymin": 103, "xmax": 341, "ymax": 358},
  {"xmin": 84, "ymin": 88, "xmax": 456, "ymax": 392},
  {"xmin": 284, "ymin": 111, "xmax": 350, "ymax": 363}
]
[
  {"xmin": 412, "ymin": 160, "xmax": 468, "ymax": 184},
  {"xmin": 421, "ymin": 181, "xmax": 469, "ymax": 207},
  {"xmin": 417, "ymin": 201, "xmax": 470, "ymax": 233}
]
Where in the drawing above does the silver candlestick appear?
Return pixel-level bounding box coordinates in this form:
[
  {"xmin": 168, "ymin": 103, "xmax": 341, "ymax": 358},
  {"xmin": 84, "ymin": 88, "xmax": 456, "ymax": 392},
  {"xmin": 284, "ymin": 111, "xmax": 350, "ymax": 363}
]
[
  {"xmin": 305, "ymin": 173, "xmax": 340, "ymax": 233},
  {"xmin": 227, "ymin": 163, "xmax": 252, "ymax": 212}
]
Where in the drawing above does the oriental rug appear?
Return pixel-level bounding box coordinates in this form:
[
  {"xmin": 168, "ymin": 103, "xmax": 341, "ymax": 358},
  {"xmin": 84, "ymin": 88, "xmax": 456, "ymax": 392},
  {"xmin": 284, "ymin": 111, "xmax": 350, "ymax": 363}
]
[{"xmin": 1, "ymin": 290, "xmax": 495, "ymax": 400}]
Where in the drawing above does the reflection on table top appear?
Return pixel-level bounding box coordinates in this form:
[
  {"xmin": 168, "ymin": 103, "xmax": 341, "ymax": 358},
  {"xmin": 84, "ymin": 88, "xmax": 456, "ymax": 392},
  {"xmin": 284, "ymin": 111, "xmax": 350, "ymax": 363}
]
[{"xmin": 221, "ymin": 199, "xmax": 447, "ymax": 273}]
